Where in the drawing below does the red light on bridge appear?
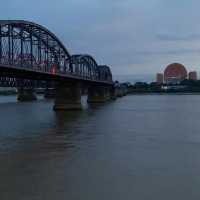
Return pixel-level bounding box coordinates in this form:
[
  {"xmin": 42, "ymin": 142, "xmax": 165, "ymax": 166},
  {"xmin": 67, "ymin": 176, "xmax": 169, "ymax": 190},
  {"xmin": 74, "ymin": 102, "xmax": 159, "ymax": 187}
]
[
  {"xmin": 43, "ymin": 60, "xmax": 48, "ymax": 65},
  {"xmin": 51, "ymin": 64, "xmax": 57, "ymax": 75}
]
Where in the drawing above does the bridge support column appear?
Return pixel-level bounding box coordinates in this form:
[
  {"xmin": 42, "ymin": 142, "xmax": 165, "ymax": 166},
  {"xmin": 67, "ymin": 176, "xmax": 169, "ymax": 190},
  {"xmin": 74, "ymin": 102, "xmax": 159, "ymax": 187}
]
[
  {"xmin": 44, "ymin": 88, "xmax": 56, "ymax": 99},
  {"xmin": 17, "ymin": 88, "xmax": 37, "ymax": 101},
  {"xmin": 110, "ymin": 87, "xmax": 117, "ymax": 100},
  {"xmin": 115, "ymin": 86, "xmax": 127, "ymax": 97},
  {"xmin": 115, "ymin": 87, "xmax": 123, "ymax": 97},
  {"xmin": 53, "ymin": 82, "xmax": 82, "ymax": 111},
  {"xmin": 87, "ymin": 85, "xmax": 111, "ymax": 103}
]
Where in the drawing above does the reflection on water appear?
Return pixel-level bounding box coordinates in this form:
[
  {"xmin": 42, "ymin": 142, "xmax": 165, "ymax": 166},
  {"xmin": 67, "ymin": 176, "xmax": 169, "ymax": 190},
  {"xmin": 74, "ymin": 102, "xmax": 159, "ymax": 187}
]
[{"xmin": 1, "ymin": 95, "xmax": 200, "ymax": 199}]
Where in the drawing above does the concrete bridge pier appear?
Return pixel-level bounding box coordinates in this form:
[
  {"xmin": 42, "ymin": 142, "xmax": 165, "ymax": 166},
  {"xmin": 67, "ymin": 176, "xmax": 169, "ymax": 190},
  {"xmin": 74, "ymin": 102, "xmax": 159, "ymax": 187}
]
[
  {"xmin": 87, "ymin": 85, "xmax": 111, "ymax": 103},
  {"xmin": 114, "ymin": 87, "xmax": 122, "ymax": 98},
  {"xmin": 44, "ymin": 88, "xmax": 56, "ymax": 99},
  {"xmin": 53, "ymin": 81, "xmax": 82, "ymax": 111},
  {"xmin": 17, "ymin": 88, "xmax": 37, "ymax": 101},
  {"xmin": 110, "ymin": 87, "xmax": 117, "ymax": 100},
  {"xmin": 115, "ymin": 86, "xmax": 127, "ymax": 97}
]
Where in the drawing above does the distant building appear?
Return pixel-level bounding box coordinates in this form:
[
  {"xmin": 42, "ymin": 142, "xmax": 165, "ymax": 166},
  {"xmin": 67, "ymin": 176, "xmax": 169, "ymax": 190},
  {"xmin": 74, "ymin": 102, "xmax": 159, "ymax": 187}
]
[
  {"xmin": 164, "ymin": 63, "xmax": 187, "ymax": 84},
  {"xmin": 156, "ymin": 73, "xmax": 164, "ymax": 84},
  {"xmin": 188, "ymin": 71, "xmax": 197, "ymax": 80}
]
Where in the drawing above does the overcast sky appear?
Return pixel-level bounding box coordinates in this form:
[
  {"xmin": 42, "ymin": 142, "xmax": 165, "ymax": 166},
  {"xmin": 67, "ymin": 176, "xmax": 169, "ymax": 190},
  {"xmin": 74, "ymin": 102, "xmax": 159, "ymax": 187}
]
[{"xmin": 1, "ymin": 0, "xmax": 200, "ymax": 76}]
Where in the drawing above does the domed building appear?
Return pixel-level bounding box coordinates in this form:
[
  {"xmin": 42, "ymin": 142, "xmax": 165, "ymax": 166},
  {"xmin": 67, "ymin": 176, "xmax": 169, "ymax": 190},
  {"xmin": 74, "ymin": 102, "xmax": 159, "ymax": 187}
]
[{"xmin": 164, "ymin": 63, "xmax": 187, "ymax": 84}]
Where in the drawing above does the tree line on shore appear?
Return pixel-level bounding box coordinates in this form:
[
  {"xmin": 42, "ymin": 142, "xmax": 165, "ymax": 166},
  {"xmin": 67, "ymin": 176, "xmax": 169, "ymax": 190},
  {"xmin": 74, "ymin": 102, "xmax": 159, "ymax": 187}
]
[{"xmin": 127, "ymin": 79, "xmax": 200, "ymax": 93}]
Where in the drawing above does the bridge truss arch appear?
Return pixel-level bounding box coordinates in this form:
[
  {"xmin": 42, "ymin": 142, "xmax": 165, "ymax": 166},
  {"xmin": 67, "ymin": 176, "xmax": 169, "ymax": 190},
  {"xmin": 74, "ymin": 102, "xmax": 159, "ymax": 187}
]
[
  {"xmin": 0, "ymin": 20, "xmax": 113, "ymax": 85},
  {"xmin": 70, "ymin": 54, "xmax": 99, "ymax": 80},
  {"xmin": 98, "ymin": 65, "xmax": 113, "ymax": 82},
  {"xmin": 0, "ymin": 20, "xmax": 71, "ymax": 74},
  {"xmin": 71, "ymin": 55, "xmax": 113, "ymax": 83}
]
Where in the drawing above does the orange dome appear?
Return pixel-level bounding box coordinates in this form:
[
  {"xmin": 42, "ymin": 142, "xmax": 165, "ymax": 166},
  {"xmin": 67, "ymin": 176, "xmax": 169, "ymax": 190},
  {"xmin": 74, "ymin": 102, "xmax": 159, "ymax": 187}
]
[{"xmin": 164, "ymin": 63, "xmax": 187, "ymax": 82}]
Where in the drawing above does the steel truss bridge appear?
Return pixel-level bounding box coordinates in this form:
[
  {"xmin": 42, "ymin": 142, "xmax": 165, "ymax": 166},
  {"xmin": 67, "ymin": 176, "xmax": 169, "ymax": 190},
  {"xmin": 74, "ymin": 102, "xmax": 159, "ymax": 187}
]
[{"xmin": 0, "ymin": 20, "xmax": 113, "ymax": 88}]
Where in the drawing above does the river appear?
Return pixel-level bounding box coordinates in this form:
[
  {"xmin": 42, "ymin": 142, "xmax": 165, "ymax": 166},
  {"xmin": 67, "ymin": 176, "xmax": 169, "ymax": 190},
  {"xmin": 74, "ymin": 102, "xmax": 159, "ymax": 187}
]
[{"xmin": 0, "ymin": 94, "xmax": 200, "ymax": 200}]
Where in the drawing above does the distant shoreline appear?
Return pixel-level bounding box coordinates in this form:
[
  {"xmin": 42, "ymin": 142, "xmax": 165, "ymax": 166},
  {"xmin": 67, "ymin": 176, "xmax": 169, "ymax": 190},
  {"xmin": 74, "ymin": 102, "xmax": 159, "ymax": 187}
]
[
  {"xmin": 129, "ymin": 91, "xmax": 200, "ymax": 95},
  {"xmin": 0, "ymin": 91, "xmax": 17, "ymax": 96}
]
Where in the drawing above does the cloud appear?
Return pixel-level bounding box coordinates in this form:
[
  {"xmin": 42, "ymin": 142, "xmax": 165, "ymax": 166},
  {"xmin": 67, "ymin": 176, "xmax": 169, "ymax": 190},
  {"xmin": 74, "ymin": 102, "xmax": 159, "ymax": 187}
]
[
  {"xmin": 156, "ymin": 33, "xmax": 200, "ymax": 41},
  {"xmin": 135, "ymin": 48, "xmax": 200, "ymax": 56},
  {"xmin": 1, "ymin": 0, "xmax": 200, "ymax": 75}
]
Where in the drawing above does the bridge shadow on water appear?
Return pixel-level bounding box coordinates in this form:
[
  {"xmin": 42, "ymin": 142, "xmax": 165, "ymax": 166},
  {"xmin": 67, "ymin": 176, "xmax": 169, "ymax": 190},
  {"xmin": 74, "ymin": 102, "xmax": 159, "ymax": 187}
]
[
  {"xmin": 0, "ymin": 20, "xmax": 115, "ymax": 200},
  {"xmin": 0, "ymin": 95, "xmax": 117, "ymax": 199},
  {"xmin": 0, "ymin": 96, "xmax": 106, "ymax": 155}
]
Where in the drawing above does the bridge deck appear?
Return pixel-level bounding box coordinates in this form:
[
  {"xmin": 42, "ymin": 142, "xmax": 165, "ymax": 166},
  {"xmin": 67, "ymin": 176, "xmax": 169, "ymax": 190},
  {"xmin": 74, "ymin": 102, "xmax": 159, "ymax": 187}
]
[{"xmin": 0, "ymin": 64, "xmax": 113, "ymax": 86}]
